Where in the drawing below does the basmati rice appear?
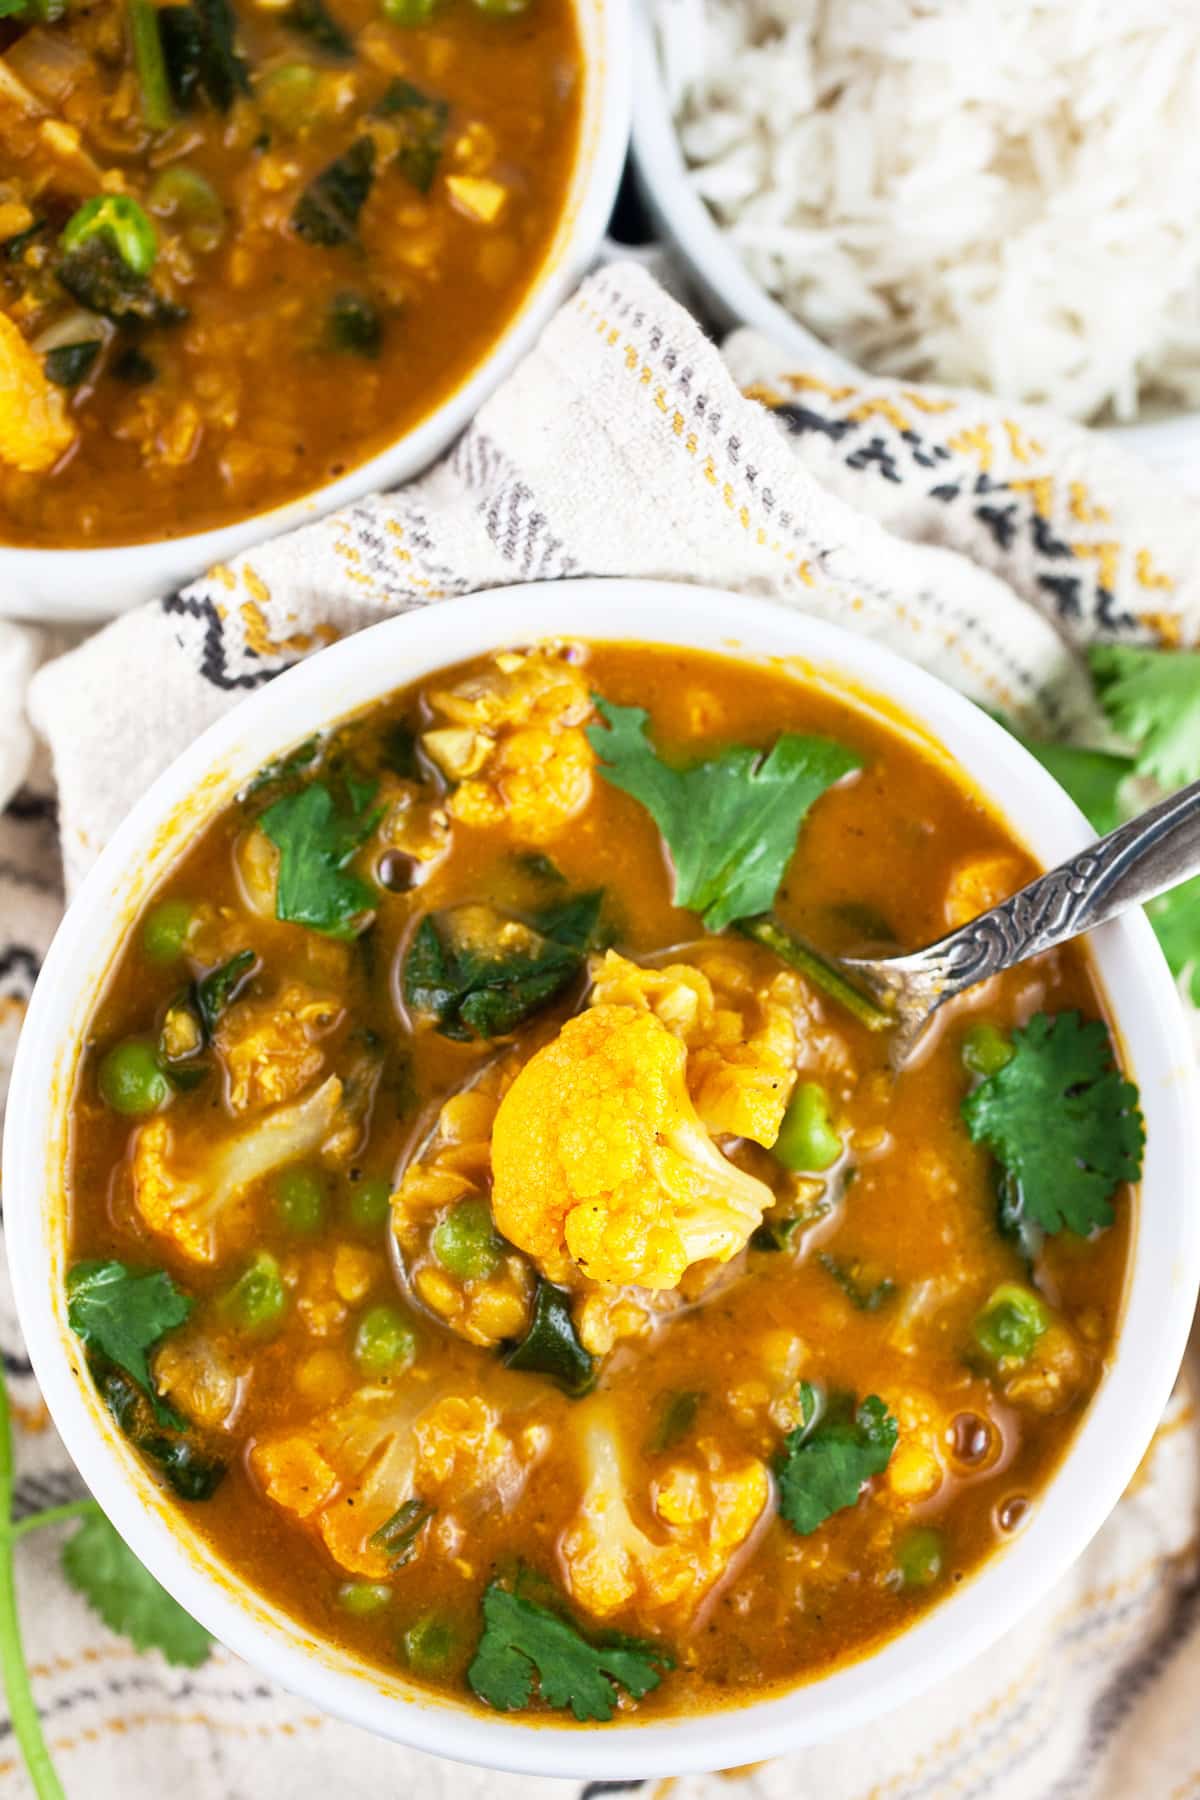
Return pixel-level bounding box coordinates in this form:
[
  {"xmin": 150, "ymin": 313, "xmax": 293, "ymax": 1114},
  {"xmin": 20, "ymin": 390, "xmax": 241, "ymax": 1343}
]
[{"xmin": 656, "ymin": 0, "xmax": 1200, "ymax": 422}]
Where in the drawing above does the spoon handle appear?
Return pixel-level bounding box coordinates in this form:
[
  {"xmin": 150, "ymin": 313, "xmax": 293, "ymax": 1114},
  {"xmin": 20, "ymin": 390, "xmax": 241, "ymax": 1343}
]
[{"xmin": 928, "ymin": 775, "xmax": 1200, "ymax": 996}]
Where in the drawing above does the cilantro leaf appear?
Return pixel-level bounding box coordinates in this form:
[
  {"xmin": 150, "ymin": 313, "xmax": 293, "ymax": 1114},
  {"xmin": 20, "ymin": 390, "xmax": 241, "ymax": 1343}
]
[
  {"xmin": 403, "ymin": 903, "xmax": 589, "ymax": 1040},
  {"xmin": 961, "ymin": 1011, "xmax": 1144, "ymax": 1237},
  {"xmin": 1147, "ymin": 873, "xmax": 1200, "ymax": 1005},
  {"xmin": 586, "ymin": 699, "xmax": 862, "ymax": 932},
  {"xmin": 468, "ymin": 1582, "xmax": 669, "ymax": 1721},
  {"xmin": 1018, "ymin": 740, "xmax": 1134, "ymax": 837},
  {"xmin": 776, "ymin": 1390, "xmax": 898, "ymax": 1536},
  {"xmin": 1089, "ymin": 645, "xmax": 1200, "ymax": 788},
  {"xmin": 259, "ymin": 779, "xmax": 379, "ymax": 939},
  {"xmin": 61, "ymin": 1511, "xmax": 212, "ymax": 1667},
  {"xmin": 67, "ymin": 1262, "xmax": 191, "ymax": 1428}
]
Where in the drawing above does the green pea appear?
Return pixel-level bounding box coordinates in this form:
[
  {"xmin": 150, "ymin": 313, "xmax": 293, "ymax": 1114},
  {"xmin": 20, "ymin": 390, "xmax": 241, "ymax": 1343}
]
[
  {"xmin": 430, "ymin": 1197, "xmax": 502, "ymax": 1281},
  {"xmin": 972, "ymin": 1283, "xmax": 1049, "ymax": 1366},
  {"xmin": 401, "ymin": 1611, "xmax": 459, "ymax": 1676},
  {"xmin": 274, "ymin": 1165, "xmax": 326, "ymax": 1235},
  {"xmin": 354, "ymin": 1304, "xmax": 417, "ymax": 1374},
  {"xmin": 97, "ymin": 1040, "xmax": 170, "ymax": 1116},
  {"xmin": 773, "ymin": 1081, "xmax": 842, "ymax": 1173},
  {"xmin": 147, "ymin": 166, "xmax": 225, "ymax": 253},
  {"xmin": 256, "ymin": 63, "xmax": 323, "ymax": 134},
  {"xmin": 896, "ymin": 1525, "xmax": 944, "ymax": 1589},
  {"xmin": 347, "ymin": 1174, "xmax": 392, "ymax": 1231},
  {"xmin": 219, "ymin": 1251, "xmax": 287, "ymax": 1336},
  {"xmin": 142, "ymin": 899, "xmax": 195, "ymax": 965},
  {"xmin": 61, "ymin": 196, "xmax": 157, "ymax": 277},
  {"xmin": 962, "ymin": 1022, "xmax": 1014, "ymax": 1078},
  {"xmin": 470, "ymin": 0, "xmax": 532, "ymax": 13},
  {"xmin": 338, "ymin": 1580, "xmax": 392, "ymax": 1616},
  {"xmin": 381, "ymin": 0, "xmax": 436, "ymax": 22}
]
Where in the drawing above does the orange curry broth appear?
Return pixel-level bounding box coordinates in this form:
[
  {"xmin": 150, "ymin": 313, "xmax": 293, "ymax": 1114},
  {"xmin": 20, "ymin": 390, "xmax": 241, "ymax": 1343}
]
[
  {"xmin": 0, "ymin": 0, "xmax": 580, "ymax": 546},
  {"xmin": 65, "ymin": 642, "xmax": 1131, "ymax": 1717}
]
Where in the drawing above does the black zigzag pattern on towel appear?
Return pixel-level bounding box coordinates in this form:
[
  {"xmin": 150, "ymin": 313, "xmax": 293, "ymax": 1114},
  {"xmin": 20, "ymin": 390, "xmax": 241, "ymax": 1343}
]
[
  {"xmin": 578, "ymin": 1784, "xmax": 647, "ymax": 1798},
  {"xmin": 161, "ymin": 590, "xmax": 282, "ymax": 693},
  {"xmin": 0, "ymin": 944, "xmax": 40, "ymax": 996}
]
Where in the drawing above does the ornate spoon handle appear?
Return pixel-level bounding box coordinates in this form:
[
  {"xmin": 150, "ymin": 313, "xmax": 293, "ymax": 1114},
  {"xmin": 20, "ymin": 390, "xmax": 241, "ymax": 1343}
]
[{"xmin": 910, "ymin": 776, "xmax": 1200, "ymax": 999}]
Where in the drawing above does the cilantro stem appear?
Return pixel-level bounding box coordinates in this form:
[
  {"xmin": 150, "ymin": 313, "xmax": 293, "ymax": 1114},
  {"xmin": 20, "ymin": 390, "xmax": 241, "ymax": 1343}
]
[
  {"xmin": 0, "ymin": 1370, "xmax": 68, "ymax": 1800},
  {"xmin": 739, "ymin": 915, "xmax": 893, "ymax": 1033},
  {"xmin": 11, "ymin": 1499, "xmax": 99, "ymax": 1543}
]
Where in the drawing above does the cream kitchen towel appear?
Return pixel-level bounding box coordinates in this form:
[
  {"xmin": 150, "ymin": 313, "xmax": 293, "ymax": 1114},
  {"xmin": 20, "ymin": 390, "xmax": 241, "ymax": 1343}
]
[{"xmin": 0, "ymin": 257, "xmax": 1198, "ymax": 1799}]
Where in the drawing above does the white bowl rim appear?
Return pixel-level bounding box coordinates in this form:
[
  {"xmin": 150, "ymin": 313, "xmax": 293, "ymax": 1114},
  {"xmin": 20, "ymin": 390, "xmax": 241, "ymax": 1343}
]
[
  {"xmin": 628, "ymin": 5, "xmax": 1197, "ymax": 451},
  {"xmin": 5, "ymin": 578, "xmax": 1199, "ymax": 1780},
  {"xmin": 0, "ymin": 0, "xmax": 631, "ymax": 618}
]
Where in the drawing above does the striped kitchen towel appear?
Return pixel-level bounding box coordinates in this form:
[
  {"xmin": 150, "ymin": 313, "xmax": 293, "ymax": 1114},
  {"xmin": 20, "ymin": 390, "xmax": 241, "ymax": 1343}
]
[{"xmin": 0, "ymin": 257, "xmax": 1197, "ymax": 1800}]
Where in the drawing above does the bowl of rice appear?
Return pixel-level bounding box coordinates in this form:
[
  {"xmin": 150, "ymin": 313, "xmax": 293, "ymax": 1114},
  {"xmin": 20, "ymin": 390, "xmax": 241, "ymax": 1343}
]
[{"xmin": 632, "ymin": 0, "xmax": 1200, "ymax": 476}]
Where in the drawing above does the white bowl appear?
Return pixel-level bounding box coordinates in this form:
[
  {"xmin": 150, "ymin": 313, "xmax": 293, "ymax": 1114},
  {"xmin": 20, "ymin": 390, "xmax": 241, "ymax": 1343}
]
[
  {"xmin": 5, "ymin": 579, "xmax": 1198, "ymax": 1780},
  {"xmin": 0, "ymin": 0, "xmax": 631, "ymax": 624},
  {"xmin": 629, "ymin": 5, "xmax": 1200, "ymax": 484}
]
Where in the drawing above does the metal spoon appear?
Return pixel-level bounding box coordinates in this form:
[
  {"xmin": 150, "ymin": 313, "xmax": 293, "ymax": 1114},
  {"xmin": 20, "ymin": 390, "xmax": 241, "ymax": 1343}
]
[{"xmin": 748, "ymin": 776, "xmax": 1200, "ymax": 1062}]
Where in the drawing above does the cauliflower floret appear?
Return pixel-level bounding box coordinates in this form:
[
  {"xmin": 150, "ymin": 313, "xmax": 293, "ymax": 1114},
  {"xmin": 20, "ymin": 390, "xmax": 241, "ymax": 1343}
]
[
  {"xmin": 491, "ymin": 1005, "xmax": 773, "ymax": 1291},
  {"xmin": 422, "ymin": 647, "xmax": 595, "ymax": 844},
  {"xmin": 589, "ymin": 948, "xmax": 797, "ymax": 1147},
  {"xmin": 0, "ymin": 312, "xmax": 76, "ymax": 473},
  {"xmin": 216, "ymin": 983, "xmax": 342, "ymax": 1114},
  {"xmin": 130, "ymin": 1075, "xmax": 344, "ymax": 1264},
  {"xmin": 560, "ymin": 1412, "xmax": 769, "ymax": 1622},
  {"xmin": 944, "ymin": 854, "xmax": 1025, "ymax": 929},
  {"xmin": 252, "ymin": 1385, "xmax": 541, "ymax": 1577},
  {"xmin": 878, "ymin": 1388, "xmax": 950, "ymax": 1509}
]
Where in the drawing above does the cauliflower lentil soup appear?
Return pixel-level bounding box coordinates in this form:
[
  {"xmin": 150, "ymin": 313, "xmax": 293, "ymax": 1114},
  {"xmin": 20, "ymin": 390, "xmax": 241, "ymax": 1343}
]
[
  {"xmin": 0, "ymin": 0, "xmax": 580, "ymax": 546},
  {"xmin": 65, "ymin": 641, "xmax": 1141, "ymax": 1721}
]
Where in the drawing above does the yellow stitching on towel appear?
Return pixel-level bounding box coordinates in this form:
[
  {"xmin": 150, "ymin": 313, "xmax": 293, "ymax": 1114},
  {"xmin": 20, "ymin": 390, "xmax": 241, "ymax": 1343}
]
[
  {"xmin": 741, "ymin": 381, "xmax": 786, "ymax": 408},
  {"xmin": 240, "ymin": 602, "xmax": 336, "ymax": 659},
  {"xmin": 1136, "ymin": 549, "xmax": 1175, "ymax": 591},
  {"xmin": 205, "ymin": 564, "xmax": 237, "ymax": 591},
  {"xmin": 846, "ymin": 397, "xmax": 913, "ymax": 432},
  {"xmin": 242, "ymin": 566, "xmax": 270, "ymax": 605},
  {"xmin": 947, "ymin": 424, "xmax": 994, "ymax": 471},
  {"xmin": 1008, "ymin": 477, "xmax": 1055, "ymax": 520},
  {"xmin": 1137, "ymin": 611, "xmax": 1183, "ymax": 647},
  {"xmin": 1071, "ymin": 541, "xmax": 1121, "ymax": 592},
  {"xmin": 1068, "ymin": 482, "xmax": 1111, "ymax": 525},
  {"xmin": 779, "ymin": 371, "xmax": 858, "ymax": 403},
  {"xmin": 1003, "ymin": 421, "xmax": 1044, "ymax": 463}
]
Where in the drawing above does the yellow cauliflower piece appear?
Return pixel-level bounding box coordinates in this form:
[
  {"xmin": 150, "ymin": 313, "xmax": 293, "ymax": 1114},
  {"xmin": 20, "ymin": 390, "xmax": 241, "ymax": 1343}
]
[
  {"xmin": 589, "ymin": 949, "xmax": 797, "ymax": 1147},
  {"xmin": 252, "ymin": 1386, "xmax": 538, "ymax": 1578},
  {"xmin": 0, "ymin": 312, "xmax": 76, "ymax": 473},
  {"xmin": 879, "ymin": 1388, "xmax": 949, "ymax": 1509},
  {"xmin": 944, "ymin": 853, "xmax": 1025, "ymax": 929},
  {"xmin": 216, "ymin": 983, "xmax": 341, "ymax": 1114},
  {"xmin": 131, "ymin": 1075, "xmax": 343, "ymax": 1264},
  {"xmin": 423, "ymin": 647, "xmax": 595, "ymax": 844},
  {"xmin": 560, "ymin": 1413, "xmax": 768, "ymax": 1622},
  {"xmin": 491, "ymin": 1005, "xmax": 774, "ymax": 1291}
]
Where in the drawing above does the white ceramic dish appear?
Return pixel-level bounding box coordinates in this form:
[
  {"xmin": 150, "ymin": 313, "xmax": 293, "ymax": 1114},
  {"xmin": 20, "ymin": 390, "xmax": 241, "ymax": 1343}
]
[
  {"xmin": 5, "ymin": 579, "xmax": 1198, "ymax": 1780},
  {"xmin": 629, "ymin": 4, "xmax": 1200, "ymax": 488},
  {"xmin": 0, "ymin": 0, "xmax": 631, "ymax": 624}
]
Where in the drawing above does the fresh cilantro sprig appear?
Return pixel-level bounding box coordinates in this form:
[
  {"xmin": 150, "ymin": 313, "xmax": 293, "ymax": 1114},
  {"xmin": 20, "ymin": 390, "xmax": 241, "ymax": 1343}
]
[
  {"xmin": 1089, "ymin": 645, "xmax": 1200, "ymax": 789},
  {"xmin": 1148, "ymin": 876, "xmax": 1200, "ymax": 1006},
  {"xmin": 259, "ymin": 777, "xmax": 381, "ymax": 939},
  {"xmin": 468, "ymin": 1580, "xmax": 670, "ymax": 1721},
  {"xmin": 66, "ymin": 1261, "xmax": 191, "ymax": 1428},
  {"xmin": 961, "ymin": 1011, "xmax": 1144, "ymax": 1237},
  {"xmin": 775, "ymin": 1384, "xmax": 898, "ymax": 1536},
  {"xmin": 586, "ymin": 699, "xmax": 862, "ymax": 932}
]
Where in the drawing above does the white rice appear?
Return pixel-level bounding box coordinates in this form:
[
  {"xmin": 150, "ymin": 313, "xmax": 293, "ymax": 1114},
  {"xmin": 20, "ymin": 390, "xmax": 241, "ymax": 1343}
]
[{"xmin": 656, "ymin": 0, "xmax": 1200, "ymax": 421}]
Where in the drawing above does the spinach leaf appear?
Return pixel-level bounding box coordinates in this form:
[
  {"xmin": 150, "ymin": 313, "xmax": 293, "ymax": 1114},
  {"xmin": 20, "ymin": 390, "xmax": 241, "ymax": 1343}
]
[
  {"xmin": 93, "ymin": 1362, "xmax": 225, "ymax": 1501},
  {"xmin": 775, "ymin": 1386, "xmax": 898, "ymax": 1536},
  {"xmin": 586, "ymin": 698, "xmax": 862, "ymax": 932},
  {"xmin": 112, "ymin": 345, "xmax": 158, "ymax": 385},
  {"xmin": 403, "ymin": 905, "xmax": 585, "ymax": 1040},
  {"xmin": 292, "ymin": 137, "xmax": 376, "ymax": 246},
  {"xmin": 647, "ymin": 1389, "xmax": 701, "ymax": 1453},
  {"xmin": 285, "ymin": 0, "xmax": 353, "ymax": 56},
  {"xmin": 505, "ymin": 1282, "xmax": 595, "ymax": 1396},
  {"xmin": 158, "ymin": 0, "xmax": 249, "ymax": 112},
  {"xmin": 259, "ymin": 777, "xmax": 379, "ymax": 939},
  {"xmin": 45, "ymin": 340, "xmax": 101, "ymax": 389},
  {"xmin": 67, "ymin": 1261, "xmax": 191, "ymax": 1428},
  {"xmin": 57, "ymin": 238, "xmax": 187, "ymax": 328},
  {"xmin": 329, "ymin": 290, "xmax": 382, "ymax": 357},
  {"xmin": 817, "ymin": 1253, "xmax": 897, "ymax": 1313},
  {"xmin": 194, "ymin": 948, "xmax": 256, "ymax": 1035},
  {"xmin": 369, "ymin": 1497, "xmax": 434, "ymax": 1568},
  {"xmin": 530, "ymin": 888, "xmax": 605, "ymax": 953},
  {"xmin": 375, "ymin": 78, "xmax": 449, "ymax": 193},
  {"xmin": 468, "ymin": 1580, "xmax": 670, "ymax": 1721},
  {"xmin": 961, "ymin": 1010, "xmax": 1144, "ymax": 1237}
]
